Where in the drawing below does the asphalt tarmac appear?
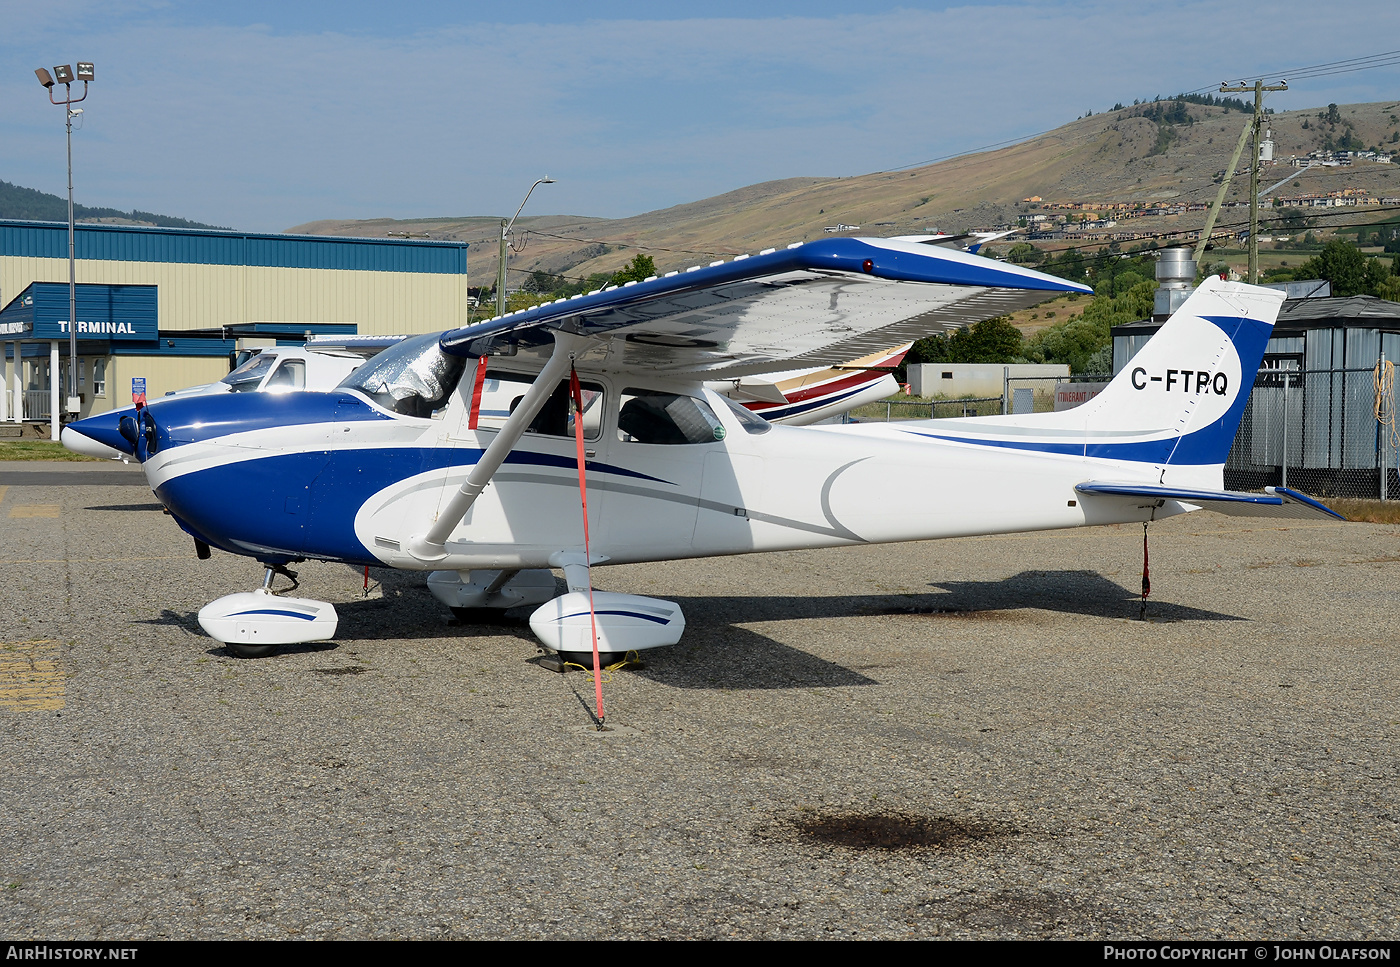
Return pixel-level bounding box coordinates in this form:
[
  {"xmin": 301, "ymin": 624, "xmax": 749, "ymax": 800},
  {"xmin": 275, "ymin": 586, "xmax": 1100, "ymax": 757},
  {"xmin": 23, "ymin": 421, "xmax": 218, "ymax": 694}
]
[{"xmin": 1, "ymin": 460, "xmax": 1396, "ymax": 939}]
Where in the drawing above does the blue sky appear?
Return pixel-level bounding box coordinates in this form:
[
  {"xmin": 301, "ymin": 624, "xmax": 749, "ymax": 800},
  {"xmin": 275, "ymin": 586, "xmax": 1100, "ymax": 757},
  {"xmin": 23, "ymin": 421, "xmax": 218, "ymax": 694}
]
[{"xmin": 3, "ymin": 1, "xmax": 1398, "ymax": 232}]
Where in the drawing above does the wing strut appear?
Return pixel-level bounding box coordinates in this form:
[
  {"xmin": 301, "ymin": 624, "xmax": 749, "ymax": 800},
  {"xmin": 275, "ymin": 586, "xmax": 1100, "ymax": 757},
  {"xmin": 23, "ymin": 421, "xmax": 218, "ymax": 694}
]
[{"xmin": 407, "ymin": 331, "xmax": 584, "ymax": 562}]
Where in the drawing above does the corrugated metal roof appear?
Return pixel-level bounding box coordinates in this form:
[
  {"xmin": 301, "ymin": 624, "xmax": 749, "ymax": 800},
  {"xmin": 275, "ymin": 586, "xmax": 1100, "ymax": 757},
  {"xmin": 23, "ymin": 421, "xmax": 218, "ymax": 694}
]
[
  {"xmin": 1113, "ymin": 295, "xmax": 1400, "ymax": 338},
  {"xmin": 1277, "ymin": 294, "xmax": 1400, "ymax": 325},
  {"xmin": 0, "ymin": 220, "xmax": 467, "ymax": 275}
]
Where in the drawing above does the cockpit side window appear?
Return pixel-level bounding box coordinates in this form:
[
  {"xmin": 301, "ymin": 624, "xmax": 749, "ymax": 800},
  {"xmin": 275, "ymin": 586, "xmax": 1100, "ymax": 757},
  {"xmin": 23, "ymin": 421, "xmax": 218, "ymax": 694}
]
[
  {"xmin": 617, "ymin": 389, "xmax": 727, "ymax": 445},
  {"xmin": 337, "ymin": 332, "xmax": 466, "ymax": 418},
  {"xmin": 478, "ymin": 370, "xmax": 604, "ymax": 440},
  {"xmin": 264, "ymin": 358, "xmax": 306, "ymax": 392}
]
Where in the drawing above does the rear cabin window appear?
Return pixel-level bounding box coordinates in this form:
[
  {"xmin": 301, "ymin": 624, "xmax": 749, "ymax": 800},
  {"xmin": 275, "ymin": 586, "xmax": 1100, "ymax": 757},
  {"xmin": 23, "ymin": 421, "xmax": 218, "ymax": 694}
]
[
  {"xmin": 720, "ymin": 395, "xmax": 772, "ymax": 434},
  {"xmin": 617, "ymin": 389, "xmax": 727, "ymax": 445}
]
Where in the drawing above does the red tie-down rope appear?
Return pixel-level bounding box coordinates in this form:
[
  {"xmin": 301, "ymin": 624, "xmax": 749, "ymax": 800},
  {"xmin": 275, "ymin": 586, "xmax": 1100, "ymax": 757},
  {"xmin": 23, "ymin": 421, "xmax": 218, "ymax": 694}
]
[
  {"xmin": 570, "ymin": 364, "xmax": 606, "ymax": 727},
  {"xmin": 467, "ymin": 356, "xmax": 489, "ymax": 430}
]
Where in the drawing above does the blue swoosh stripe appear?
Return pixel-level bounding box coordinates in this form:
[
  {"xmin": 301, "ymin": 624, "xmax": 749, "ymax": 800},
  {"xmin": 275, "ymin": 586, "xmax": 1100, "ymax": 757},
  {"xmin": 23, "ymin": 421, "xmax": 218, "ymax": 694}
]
[
  {"xmin": 230, "ymin": 608, "xmax": 320, "ymax": 620},
  {"xmin": 555, "ymin": 609, "xmax": 674, "ymax": 625}
]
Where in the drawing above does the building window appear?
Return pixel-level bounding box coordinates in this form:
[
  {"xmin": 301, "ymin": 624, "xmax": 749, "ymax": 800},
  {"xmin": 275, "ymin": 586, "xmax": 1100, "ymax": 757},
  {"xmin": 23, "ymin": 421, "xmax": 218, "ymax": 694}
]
[
  {"xmin": 78, "ymin": 359, "xmax": 86, "ymax": 388},
  {"xmin": 93, "ymin": 358, "xmax": 107, "ymax": 397}
]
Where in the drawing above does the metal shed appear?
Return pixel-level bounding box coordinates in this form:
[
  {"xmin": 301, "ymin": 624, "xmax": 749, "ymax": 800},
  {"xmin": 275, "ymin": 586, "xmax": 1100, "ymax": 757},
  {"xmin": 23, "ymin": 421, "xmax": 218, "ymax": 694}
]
[{"xmin": 1112, "ymin": 295, "xmax": 1400, "ymax": 499}]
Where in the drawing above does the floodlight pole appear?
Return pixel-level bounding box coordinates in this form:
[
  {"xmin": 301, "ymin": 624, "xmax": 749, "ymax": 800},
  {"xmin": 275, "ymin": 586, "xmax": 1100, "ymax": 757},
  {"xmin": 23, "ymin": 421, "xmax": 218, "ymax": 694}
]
[
  {"xmin": 39, "ymin": 68, "xmax": 91, "ymax": 422},
  {"xmin": 496, "ymin": 177, "xmax": 554, "ymax": 318}
]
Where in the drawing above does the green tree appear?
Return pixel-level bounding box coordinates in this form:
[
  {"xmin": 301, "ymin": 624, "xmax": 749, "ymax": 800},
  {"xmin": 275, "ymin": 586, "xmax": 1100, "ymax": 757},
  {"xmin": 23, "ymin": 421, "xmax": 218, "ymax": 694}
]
[
  {"xmin": 1295, "ymin": 239, "xmax": 1388, "ymax": 297},
  {"xmin": 608, "ymin": 254, "xmax": 657, "ymax": 288},
  {"xmin": 1277, "ymin": 208, "xmax": 1313, "ymax": 231},
  {"xmin": 1007, "ymin": 242, "xmax": 1043, "ymax": 264},
  {"xmin": 1094, "ymin": 270, "xmax": 1145, "ymax": 299},
  {"xmin": 1024, "ymin": 279, "xmax": 1156, "ymax": 373},
  {"xmin": 908, "ymin": 316, "xmax": 1024, "ymax": 366},
  {"xmin": 524, "ymin": 269, "xmax": 565, "ymax": 293}
]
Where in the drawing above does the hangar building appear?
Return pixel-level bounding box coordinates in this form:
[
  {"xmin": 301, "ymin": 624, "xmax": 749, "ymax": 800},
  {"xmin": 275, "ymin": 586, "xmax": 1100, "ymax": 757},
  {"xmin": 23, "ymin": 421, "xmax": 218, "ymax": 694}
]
[{"xmin": 0, "ymin": 220, "xmax": 468, "ymax": 428}]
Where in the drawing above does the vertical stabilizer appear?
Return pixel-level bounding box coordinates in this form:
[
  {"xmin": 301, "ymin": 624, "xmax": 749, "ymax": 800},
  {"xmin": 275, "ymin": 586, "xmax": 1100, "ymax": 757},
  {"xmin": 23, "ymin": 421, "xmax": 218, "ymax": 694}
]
[{"xmin": 1076, "ymin": 278, "xmax": 1282, "ymax": 481}]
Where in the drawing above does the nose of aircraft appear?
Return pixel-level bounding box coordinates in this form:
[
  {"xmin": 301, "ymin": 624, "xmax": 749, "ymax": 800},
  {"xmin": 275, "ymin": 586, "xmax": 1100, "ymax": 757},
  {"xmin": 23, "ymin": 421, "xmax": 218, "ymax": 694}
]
[{"xmin": 62, "ymin": 407, "xmax": 140, "ymax": 459}]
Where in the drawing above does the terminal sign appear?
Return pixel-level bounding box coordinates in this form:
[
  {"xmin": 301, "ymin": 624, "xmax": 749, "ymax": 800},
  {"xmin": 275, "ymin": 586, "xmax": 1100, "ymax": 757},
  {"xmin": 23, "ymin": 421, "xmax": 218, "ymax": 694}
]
[{"xmin": 132, "ymin": 377, "xmax": 147, "ymax": 408}]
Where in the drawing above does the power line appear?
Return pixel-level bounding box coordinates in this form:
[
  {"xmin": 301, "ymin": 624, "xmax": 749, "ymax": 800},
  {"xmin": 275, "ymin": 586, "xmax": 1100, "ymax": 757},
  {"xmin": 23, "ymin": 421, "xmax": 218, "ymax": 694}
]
[
  {"xmin": 522, "ymin": 228, "xmax": 744, "ymax": 258},
  {"xmin": 881, "ymin": 47, "xmax": 1400, "ymax": 175},
  {"xmin": 1266, "ymin": 49, "xmax": 1400, "ymax": 82}
]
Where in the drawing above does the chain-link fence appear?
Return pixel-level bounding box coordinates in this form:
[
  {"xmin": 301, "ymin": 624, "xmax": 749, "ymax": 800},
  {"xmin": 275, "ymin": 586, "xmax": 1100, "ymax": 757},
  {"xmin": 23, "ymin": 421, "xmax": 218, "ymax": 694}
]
[
  {"xmin": 840, "ymin": 397, "xmax": 1003, "ymax": 422},
  {"xmin": 841, "ymin": 375, "xmax": 1114, "ymax": 423},
  {"xmin": 1225, "ymin": 362, "xmax": 1400, "ymax": 500}
]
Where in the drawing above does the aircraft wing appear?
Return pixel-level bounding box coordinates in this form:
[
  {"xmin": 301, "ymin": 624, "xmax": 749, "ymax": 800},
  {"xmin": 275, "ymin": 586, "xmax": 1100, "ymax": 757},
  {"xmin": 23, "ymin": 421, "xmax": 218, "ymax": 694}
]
[
  {"xmin": 304, "ymin": 334, "xmax": 409, "ymax": 354},
  {"xmin": 440, "ymin": 237, "xmax": 1090, "ymax": 379}
]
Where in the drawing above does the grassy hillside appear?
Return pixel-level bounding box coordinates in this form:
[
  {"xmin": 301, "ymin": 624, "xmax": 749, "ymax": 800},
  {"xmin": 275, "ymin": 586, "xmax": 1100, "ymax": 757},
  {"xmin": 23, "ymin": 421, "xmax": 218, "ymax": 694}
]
[
  {"xmin": 0, "ymin": 179, "xmax": 230, "ymax": 230},
  {"xmin": 289, "ymin": 98, "xmax": 1400, "ymax": 294}
]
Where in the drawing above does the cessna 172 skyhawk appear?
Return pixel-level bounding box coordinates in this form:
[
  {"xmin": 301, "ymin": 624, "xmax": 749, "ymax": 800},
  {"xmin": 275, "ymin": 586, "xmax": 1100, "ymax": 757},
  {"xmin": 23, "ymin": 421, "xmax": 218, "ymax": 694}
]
[{"xmin": 66, "ymin": 236, "xmax": 1341, "ymax": 660}]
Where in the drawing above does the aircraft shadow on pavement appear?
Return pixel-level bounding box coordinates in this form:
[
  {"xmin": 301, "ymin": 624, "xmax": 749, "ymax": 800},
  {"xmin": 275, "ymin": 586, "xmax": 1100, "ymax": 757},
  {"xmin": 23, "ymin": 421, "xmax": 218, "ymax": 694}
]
[
  {"xmin": 138, "ymin": 609, "xmax": 204, "ymax": 636},
  {"xmin": 331, "ymin": 580, "xmax": 540, "ymax": 644},
  {"xmin": 84, "ymin": 503, "xmax": 165, "ymax": 512},
  {"xmin": 921, "ymin": 570, "xmax": 1246, "ymax": 622},
  {"xmin": 636, "ymin": 623, "xmax": 878, "ymax": 690},
  {"xmin": 638, "ymin": 570, "xmax": 1243, "ymax": 635},
  {"xmin": 329, "ymin": 569, "xmax": 1242, "ymax": 687},
  {"xmin": 135, "ymin": 569, "xmax": 1240, "ymax": 675}
]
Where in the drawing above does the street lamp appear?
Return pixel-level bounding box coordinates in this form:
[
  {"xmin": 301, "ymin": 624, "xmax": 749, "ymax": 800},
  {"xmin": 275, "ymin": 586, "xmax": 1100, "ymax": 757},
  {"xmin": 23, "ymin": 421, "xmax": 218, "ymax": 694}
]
[
  {"xmin": 36, "ymin": 61, "xmax": 93, "ymax": 422},
  {"xmin": 497, "ymin": 177, "xmax": 555, "ymax": 318}
]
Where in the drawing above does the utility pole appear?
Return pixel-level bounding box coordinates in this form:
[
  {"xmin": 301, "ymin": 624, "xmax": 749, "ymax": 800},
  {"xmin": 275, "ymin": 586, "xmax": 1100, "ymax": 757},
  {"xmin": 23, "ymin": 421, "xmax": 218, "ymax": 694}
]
[
  {"xmin": 1219, "ymin": 78, "xmax": 1287, "ymax": 283},
  {"xmin": 496, "ymin": 177, "xmax": 555, "ymax": 318},
  {"xmin": 496, "ymin": 218, "xmax": 509, "ymax": 319}
]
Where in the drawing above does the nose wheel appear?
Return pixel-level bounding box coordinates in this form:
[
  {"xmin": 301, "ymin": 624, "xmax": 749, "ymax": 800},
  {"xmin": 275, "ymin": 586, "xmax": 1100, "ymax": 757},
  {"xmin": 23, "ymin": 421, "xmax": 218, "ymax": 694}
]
[{"xmin": 197, "ymin": 564, "xmax": 338, "ymax": 658}]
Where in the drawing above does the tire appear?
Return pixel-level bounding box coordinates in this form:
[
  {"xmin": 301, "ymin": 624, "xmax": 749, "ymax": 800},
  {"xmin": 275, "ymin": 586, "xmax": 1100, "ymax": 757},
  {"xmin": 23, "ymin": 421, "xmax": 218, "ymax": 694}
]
[{"xmin": 226, "ymin": 642, "xmax": 277, "ymax": 659}]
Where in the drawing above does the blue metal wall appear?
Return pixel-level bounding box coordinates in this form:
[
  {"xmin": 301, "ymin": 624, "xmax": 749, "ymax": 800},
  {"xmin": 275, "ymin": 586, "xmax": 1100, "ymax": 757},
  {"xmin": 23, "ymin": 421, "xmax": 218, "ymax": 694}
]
[{"xmin": 0, "ymin": 220, "xmax": 467, "ymax": 275}]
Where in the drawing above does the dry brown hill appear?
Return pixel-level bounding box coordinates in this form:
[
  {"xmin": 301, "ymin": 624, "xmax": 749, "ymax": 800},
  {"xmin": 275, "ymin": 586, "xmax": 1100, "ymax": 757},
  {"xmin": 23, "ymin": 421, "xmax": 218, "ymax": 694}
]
[{"xmin": 287, "ymin": 99, "xmax": 1400, "ymax": 290}]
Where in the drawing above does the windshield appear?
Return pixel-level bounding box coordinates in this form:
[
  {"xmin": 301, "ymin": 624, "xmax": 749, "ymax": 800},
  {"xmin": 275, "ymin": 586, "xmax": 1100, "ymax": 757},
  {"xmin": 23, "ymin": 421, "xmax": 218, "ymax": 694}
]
[
  {"xmin": 221, "ymin": 353, "xmax": 277, "ymax": 392},
  {"xmin": 337, "ymin": 331, "xmax": 466, "ymax": 418}
]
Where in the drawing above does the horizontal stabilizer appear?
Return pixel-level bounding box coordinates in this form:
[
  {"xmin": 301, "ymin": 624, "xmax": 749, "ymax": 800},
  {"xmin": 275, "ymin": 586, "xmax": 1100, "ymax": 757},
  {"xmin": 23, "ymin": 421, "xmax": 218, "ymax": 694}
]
[{"xmin": 1075, "ymin": 482, "xmax": 1345, "ymax": 521}]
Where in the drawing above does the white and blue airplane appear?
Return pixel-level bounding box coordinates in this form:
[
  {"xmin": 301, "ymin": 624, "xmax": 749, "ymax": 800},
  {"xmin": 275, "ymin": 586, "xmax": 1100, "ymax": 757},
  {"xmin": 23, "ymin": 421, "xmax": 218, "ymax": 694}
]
[{"xmin": 65, "ymin": 236, "xmax": 1341, "ymax": 661}]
